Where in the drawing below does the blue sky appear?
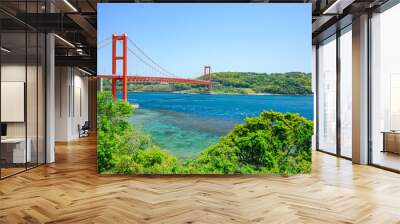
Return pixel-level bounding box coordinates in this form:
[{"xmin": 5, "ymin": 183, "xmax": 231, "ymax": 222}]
[{"xmin": 98, "ymin": 3, "xmax": 311, "ymax": 78}]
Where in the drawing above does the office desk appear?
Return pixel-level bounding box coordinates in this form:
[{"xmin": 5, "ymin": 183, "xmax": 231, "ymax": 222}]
[{"xmin": 1, "ymin": 138, "xmax": 31, "ymax": 164}]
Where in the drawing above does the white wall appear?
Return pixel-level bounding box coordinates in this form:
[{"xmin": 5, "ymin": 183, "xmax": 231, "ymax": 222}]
[
  {"xmin": 1, "ymin": 65, "xmax": 41, "ymax": 137},
  {"xmin": 72, "ymin": 72, "xmax": 89, "ymax": 138},
  {"xmin": 1, "ymin": 64, "xmax": 26, "ymax": 138},
  {"xmin": 55, "ymin": 67, "xmax": 89, "ymax": 141},
  {"xmin": 55, "ymin": 66, "xmax": 70, "ymax": 141},
  {"xmin": 1, "ymin": 63, "xmax": 46, "ymax": 164}
]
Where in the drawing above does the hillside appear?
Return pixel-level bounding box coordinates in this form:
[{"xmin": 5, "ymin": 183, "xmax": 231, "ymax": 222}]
[
  {"xmin": 208, "ymin": 72, "xmax": 312, "ymax": 95},
  {"xmin": 100, "ymin": 72, "xmax": 312, "ymax": 95}
]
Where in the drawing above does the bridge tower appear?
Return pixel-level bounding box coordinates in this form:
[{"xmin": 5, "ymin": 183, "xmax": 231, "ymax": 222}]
[
  {"xmin": 112, "ymin": 33, "xmax": 128, "ymax": 101},
  {"xmin": 204, "ymin": 65, "xmax": 211, "ymax": 93}
]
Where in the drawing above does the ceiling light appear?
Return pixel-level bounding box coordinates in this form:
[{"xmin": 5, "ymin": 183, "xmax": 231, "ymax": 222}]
[
  {"xmin": 63, "ymin": 0, "xmax": 78, "ymax": 12},
  {"xmin": 1, "ymin": 47, "xmax": 11, "ymax": 53},
  {"xmin": 54, "ymin": 34, "xmax": 75, "ymax": 48},
  {"xmin": 323, "ymin": 0, "xmax": 355, "ymax": 15},
  {"xmin": 323, "ymin": 1, "xmax": 341, "ymax": 14},
  {"xmin": 76, "ymin": 48, "xmax": 85, "ymax": 56},
  {"xmin": 78, "ymin": 67, "xmax": 92, "ymax": 76}
]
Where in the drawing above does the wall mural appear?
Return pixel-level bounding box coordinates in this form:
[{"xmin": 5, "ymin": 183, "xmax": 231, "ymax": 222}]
[{"xmin": 97, "ymin": 3, "xmax": 313, "ymax": 175}]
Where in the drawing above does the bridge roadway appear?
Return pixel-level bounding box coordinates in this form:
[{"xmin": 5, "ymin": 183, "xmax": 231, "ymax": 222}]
[{"xmin": 97, "ymin": 75, "xmax": 212, "ymax": 86}]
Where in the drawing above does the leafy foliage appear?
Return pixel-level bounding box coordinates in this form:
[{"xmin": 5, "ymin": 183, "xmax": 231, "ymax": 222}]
[
  {"xmin": 113, "ymin": 146, "xmax": 180, "ymax": 174},
  {"xmin": 97, "ymin": 91, "xmax": 179, "ymax": 174},
  {"xmin": 209, "ymin": 72, "xmax": 312, "ymax": 95},
  {"xmin": 184, "ymin": 112, "xmax": 313, "ymax": 174},
  {"xmin": 97, "ymin": 91, "xmax": 133, "ymax": 172},
  {"xmin": 98, "ymin": 92, "xmax": 313, "ymax": 175}
]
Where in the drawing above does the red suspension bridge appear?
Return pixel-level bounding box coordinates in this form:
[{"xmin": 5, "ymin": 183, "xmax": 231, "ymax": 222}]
[{"xmin": 97, "ymin": 34, "xmax": 212, "ymax": 101}]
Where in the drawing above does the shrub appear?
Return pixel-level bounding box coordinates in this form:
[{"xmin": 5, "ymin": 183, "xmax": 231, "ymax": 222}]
[
  {"xmin": 186, "ymin": 111, "xmax": 313, "ymax": 174},
  {"xmin": 97, "ymin": 92, "xmax": 134, "ymax": 172},
  {"xmin": 131, "ymin": 146, "xmax": 180, "ymax": 174},
  {"xmin": 183, "ymin": 143, "xmax": 240, "ymax": 174},
  {"xmin": 97, "ymin": 91, "xmax": 180, "ymax": 174}
]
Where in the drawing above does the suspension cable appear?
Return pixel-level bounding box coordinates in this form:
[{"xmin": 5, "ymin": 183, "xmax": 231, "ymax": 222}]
[
  {"xmin": 97, "ymin": 39, "xmax": 112, "ymax": 50},
  {"xmin": 128, "ymin": 38, "xmax": 177, "ymax": 77},
  {"xmin": 127, "ymin": 47, "xmax": 167, "ymax": 76},
  {"xmin": 97, "ymin": 36, "xmax": 112, "ymax": 46},
  {"xmin": 99, "ymin": 36, "xmax": 178, "ymax": 77}
]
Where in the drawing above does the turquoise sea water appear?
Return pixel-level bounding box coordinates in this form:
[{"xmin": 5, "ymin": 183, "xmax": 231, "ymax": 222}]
[{"xmin": 128, "ymin": 93, "xmax": 313, "ymax": 161}]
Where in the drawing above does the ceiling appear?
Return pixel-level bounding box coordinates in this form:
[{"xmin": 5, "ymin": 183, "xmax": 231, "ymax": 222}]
[{"xmin": 0, "ymin": 0, "xmax": 391, "ymax": 73}]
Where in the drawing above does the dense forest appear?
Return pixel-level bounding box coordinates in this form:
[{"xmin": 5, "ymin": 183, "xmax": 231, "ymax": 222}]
[
  {"xmin": 209, "ymin": 72, "xmax": 312, "ymax": 95},
  {"xmin": 100, "ymin": 72, "xmax": 312, "ymax": 95}
]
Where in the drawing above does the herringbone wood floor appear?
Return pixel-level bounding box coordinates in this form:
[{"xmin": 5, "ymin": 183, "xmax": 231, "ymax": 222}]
[{"xmin": 1, "ymin": 136, "xmax": 400, "ymax": 224}]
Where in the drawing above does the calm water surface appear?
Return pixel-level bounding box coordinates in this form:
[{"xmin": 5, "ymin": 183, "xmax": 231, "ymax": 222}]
[{"xmin": 128, "ymin": 92, "xmax": 313, "ymax": 161}]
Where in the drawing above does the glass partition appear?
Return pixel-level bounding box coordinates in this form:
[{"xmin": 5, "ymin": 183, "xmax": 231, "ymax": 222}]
[
  {"xmin": 0, "ymin": 1, "xmax": 46, "ymax": 179},
  {"xmin": 0, "ymin": 31, "xmax": 28, "ymax": 177}
]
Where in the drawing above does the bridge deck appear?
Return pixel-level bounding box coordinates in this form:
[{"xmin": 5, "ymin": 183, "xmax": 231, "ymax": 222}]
[{"xmin": 97, "ymin": 75, "xmax": 211, "ymax": 85}]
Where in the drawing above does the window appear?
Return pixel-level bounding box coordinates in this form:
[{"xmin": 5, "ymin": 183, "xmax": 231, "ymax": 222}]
[
  {"xmin": 370, "ymin": 3, "xmax": 400, "ymax": 171},
  {"xmin": 339, "ymin": 27, "xmax": 352, "ymax": 158},
  {"xmin": 317, "ymin": 35, "xmax": 337, "ymax": 154}
]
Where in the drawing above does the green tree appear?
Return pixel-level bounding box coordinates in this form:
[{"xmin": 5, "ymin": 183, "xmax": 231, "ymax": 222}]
[
  {"xmin": 97, "ymin": 92, "xmax": 134, "ymax": 172},
  {"xmin": 185, "ymin": 111, "xmax": 313, "ymax": 174},
  {"xmin": 97, "ymin": 91, "xmax": 181, "ymax": 174}
]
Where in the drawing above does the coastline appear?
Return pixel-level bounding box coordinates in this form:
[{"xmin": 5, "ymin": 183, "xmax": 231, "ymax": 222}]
[
  {"xmin": 129, "ymin": 90, "xmax": 312, "ymax": 97},
  {"xmin": 125, "ymin": 93, "xmax": 313, "ymax": 165}
]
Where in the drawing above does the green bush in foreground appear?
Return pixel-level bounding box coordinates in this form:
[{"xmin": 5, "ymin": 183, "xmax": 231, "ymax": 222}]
[
  {"xmin": 113, "ymin": 146, "xmax": 180, "ymax": 174},
  {"xmin": 97, "ymin": 91, "xmax": 180, "ymax": 174},
  {"xmin": 97, "ymin": 92, "xmax": 133, "ymax": 172},
  {"xmin": 97, "ymin": 91, "xmax": 313, "ymax": 174},
  {"xmin": 185, "ymin": 112, "xmax": 313, "ymax": 174}
]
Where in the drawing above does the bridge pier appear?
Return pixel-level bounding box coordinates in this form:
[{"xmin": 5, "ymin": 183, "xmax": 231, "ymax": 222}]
[
  {"xmin": 112, "ymin": 33, "xmax": 128, "ymax": 101},
  {"xmin": 112, "ymin": 79, "xmax": 117, "ymax": 100},
  {"xmin": 204, "ymin": 65, "xmax": 212, "ymax": 93}
]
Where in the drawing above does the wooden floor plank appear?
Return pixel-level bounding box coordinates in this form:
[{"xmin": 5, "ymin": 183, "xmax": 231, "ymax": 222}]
[{"xmin": 0, "ymin": 136, "xmax": 399, "ymax": 223}]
